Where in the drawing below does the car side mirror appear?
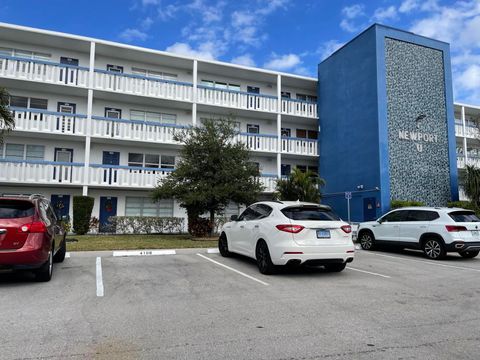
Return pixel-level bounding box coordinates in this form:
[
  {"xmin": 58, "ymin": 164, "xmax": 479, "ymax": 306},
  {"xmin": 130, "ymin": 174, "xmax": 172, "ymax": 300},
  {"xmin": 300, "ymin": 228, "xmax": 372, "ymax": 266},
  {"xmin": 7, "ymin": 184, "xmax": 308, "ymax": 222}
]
[
  {"xmin": 377, "ymin": 218, "xmax": 383, "ymax": 224},
  {"xmin": 230, "ymin": 215, "xmax": 238, "ymax": 221}
]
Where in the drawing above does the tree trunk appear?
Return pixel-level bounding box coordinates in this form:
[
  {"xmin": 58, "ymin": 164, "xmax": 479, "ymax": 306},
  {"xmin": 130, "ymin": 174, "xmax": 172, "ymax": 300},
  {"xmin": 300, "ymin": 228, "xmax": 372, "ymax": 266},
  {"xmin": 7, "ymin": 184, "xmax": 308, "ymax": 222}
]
[{"xmin": 209, "ymin": 209, "xmax": 215, "ymax": 237}]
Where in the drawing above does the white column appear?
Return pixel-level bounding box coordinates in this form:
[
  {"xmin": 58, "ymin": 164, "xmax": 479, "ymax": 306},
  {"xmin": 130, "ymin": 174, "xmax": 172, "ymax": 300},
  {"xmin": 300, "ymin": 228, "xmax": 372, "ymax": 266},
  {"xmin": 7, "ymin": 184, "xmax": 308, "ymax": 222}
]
[
  {"xmin": 462, "ymin": 105, "xmax": 468, "ymax": 166},
  {"xmin": 83, "ymin": 41, "xmax": 96, "ymax": 196},
  {"xmin": 192, "ymin": 60, "xmax": 198, "ymax": 126},
  {"xmin": 276, "ymin": 74, "xmax": 282, "ymax": 179}
]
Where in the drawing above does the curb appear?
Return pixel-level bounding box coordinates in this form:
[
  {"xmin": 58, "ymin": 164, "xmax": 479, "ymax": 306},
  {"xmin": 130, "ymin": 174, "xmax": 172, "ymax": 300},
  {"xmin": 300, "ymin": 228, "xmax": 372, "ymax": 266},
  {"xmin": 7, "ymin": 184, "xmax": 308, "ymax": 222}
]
[{"xmin": 66, "ymin": 247, "xmax": 220, "ymax": 258}]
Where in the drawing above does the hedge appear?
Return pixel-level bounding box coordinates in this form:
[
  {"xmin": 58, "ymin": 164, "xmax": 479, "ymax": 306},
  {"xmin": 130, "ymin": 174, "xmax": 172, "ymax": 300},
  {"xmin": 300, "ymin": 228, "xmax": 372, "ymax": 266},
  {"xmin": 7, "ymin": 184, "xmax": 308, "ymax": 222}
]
[
  {"xmin": 390, "ymin": 200, "xmax": 425, "ymax": 209},
  {"xmin": 105, "ymin": 216, "xmax": 185, "ymax": 234},
  {"xmin": 73, "ymin": 196, "xmax": 94, "ymax": 235}
]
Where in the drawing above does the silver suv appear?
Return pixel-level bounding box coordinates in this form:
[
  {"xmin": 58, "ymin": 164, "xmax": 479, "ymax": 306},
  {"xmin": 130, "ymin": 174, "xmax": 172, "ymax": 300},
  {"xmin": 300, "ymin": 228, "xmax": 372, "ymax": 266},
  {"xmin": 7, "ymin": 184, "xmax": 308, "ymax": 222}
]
[{"xmin": 357, "ymin": 207, "xmax": 480, "ymax": 260}]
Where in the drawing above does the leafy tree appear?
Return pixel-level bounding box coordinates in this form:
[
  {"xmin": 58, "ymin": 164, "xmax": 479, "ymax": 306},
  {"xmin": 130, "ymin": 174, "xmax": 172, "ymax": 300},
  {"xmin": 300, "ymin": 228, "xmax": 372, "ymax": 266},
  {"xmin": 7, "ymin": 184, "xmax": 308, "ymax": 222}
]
[
  {"xmin": 464, "ymin": 165, "xmax": 480, "ymax": 209},
  {"xmin": 152, "ymin": 118, "xmax": 264, "ymax": 236},
  {"xmin": 275, "ymin": 167, "xmax": 325, "ymax": 203},
  {"xmin": 0, "ymin": 87, "xmax": 14, "ymax": 143}
]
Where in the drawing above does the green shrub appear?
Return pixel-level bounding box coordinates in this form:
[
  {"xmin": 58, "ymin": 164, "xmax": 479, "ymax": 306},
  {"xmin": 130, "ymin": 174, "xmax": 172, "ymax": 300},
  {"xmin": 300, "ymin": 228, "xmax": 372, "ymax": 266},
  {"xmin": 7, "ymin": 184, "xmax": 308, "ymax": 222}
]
[
  {"xmin": 73, "ymin": 196, "xmax": 94, "ymax": 235},
  {"xmin": 390, "ymin": 200, "xmax": 425, "ymax": 209},
  {"xmin": 106, "ymin": 216, "xmax": 185, "ymax": 234},
  {"xmin": 447, "ymin": 201, "xmax": 477, "ymax": 211}
]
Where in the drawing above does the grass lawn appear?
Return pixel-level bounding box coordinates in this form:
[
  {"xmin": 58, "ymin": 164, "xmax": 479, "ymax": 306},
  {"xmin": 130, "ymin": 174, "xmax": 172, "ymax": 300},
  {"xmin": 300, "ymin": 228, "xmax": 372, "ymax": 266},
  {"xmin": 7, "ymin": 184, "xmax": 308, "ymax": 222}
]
[{"xmin": 66, "ymin": 234, "xmax": 218, "ymax": 252}]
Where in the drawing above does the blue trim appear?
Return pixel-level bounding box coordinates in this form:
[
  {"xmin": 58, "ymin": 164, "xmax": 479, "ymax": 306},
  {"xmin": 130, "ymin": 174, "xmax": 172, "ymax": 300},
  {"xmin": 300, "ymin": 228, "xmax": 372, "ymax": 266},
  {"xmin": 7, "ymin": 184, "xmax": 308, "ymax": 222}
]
[
  {"xmin": 0, "ymin": 158, "xmax": 84, "ymax": 166},
  {"xmin": 239, "ymin": 132, "xmax": 277, "ymax": 139},
  {"xmin": 91, "ymin": 115, "xmax": 189, "ymax": 129},
  {"xmin": 197, "ymin": 84, "xmax": 278, "ymax": 100},
  {"xmin": 0, "ymin": 54, "xmax": 89, "ymax": 70},
  {"xmin": 90, "ymin": 163, "xmax": 175, "ymax": 172},
  {"xmin": 93, "ymin": 69, "xmax": 193, "ymax": 87},
  {"xmin": 10, "ymin": 106, "xmax": 87, "ymax": 118},
  {"xmin": 261, "ymin": 173, "xmax": 278, "ymax": 178},
  {"xmin": 281, "ymin": 136, "xmax": 317, "ymax": 142}
]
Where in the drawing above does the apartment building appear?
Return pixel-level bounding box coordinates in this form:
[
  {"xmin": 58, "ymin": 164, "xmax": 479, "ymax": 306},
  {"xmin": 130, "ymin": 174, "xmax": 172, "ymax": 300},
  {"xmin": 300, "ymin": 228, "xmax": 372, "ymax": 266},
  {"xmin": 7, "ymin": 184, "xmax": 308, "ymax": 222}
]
[
  {"xmin": 455, "ymin": 103, "xmax": 480, "ymax": 200},
  {"xmin": 0, "ymin": 23, "xmax": 319, "ymax": 230}
]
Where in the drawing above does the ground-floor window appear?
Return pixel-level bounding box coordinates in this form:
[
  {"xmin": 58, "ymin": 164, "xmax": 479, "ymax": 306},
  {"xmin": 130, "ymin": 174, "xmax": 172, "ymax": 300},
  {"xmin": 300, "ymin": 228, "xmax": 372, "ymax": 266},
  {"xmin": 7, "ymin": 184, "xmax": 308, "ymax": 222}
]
[{"xmin": 125, "ymin": 197, "xmax": 174, "ymax": 217}]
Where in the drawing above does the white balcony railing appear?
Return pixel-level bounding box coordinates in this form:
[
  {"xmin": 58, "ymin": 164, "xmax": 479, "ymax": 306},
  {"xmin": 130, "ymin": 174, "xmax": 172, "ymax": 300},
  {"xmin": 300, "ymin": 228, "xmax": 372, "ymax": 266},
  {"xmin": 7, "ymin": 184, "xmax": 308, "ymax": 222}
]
[
  {"xmin": 197, "ymin": 85, "xmax": 278, "ymax": 113},
  {"xmin": 457, "ymin": 156, "xmax": 480, "ymax": 169},
  {"xmin": 281, "ymin": 137, "xmax": 318, "ymax": 156},
  {"xmin": 236, "ymin": 133, "xmax": 278, "ymax": 153},
  {"xmin": 259, "ymin": 174, "xmax": 277, "ymax": 193},
  {"xmin": 93, "ymin": 70, "xmax": 193, "ymax": 102},
  {"xmin": 281, "ymin": 98, "xmax": 317, "ymax": 118},
  {"xmin": 91, "ymin": 116, "xmax": 186, "ymax": 144},
  {"xmin": 0, "ymin": 160, "xmax": 84, "ymax": 185},
  {"xmin": 0, "ymin": 55, "xmax": 89, "ymax": 87},
  {"xmin": 88, "ymin": 164, "xmax": 173, "ymax": 188},
  {"xmin": 11, "ymin": 107, "xmax": 87, "ymax": 136}
]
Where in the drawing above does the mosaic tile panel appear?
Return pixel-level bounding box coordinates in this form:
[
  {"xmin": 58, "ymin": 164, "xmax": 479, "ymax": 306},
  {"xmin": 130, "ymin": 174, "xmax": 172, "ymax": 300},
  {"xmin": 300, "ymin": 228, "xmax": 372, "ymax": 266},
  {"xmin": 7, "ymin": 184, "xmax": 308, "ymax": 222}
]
[{"xmin": 385, "ymin": 38, "xmax": 451, "ymax": 206}]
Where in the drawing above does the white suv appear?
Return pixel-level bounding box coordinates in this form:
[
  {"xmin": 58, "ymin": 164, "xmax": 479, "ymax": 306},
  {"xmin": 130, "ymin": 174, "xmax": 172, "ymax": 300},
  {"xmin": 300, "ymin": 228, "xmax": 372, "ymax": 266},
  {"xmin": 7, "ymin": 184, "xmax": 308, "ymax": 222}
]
[
  {"xmin": 219, "ymin": 201, "xmax": 355, "ymax": 274},
  {"xmin": 358, "ymin": 207, "xmax": 480, "ymax": 259}
]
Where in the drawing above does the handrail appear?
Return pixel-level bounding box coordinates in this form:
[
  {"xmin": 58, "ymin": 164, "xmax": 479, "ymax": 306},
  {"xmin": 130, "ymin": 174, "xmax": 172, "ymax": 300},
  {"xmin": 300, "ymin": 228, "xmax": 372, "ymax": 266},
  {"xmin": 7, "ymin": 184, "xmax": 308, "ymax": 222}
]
[
  {"xmin": 197, "ymin": 84, "xmax": 278, "ymax": 100},
  {"xmin": 281, "ymin": 136, "xmax": 318, "ymax": 142},
  {"xmin": 0, "ymin": 54, "xmax": 89, "ymax": 70},
  {"xmin": 90, "ymin": 163, "xmax": 175, "ymax": 172},
  {"xmin": 10, "ymin": 106, "xmax": 87, "ymax": 118},
  {"xmin": 0, "ymin": 158, "xmax": 84, "ymax": 166},
  {"xmin": 91, "ymin": 115, "xmax": 189, "ymax": 129},
  {"xmin": 239, "ymin": 132, "xmax": 277, "ymax": 139},
  {"xmin": 281, "ymin": 97, "xmax": 317, "ymax": 105},
  {"xmin": 93, "ymin": 69, "xmax": 193, "ymax": 87}
]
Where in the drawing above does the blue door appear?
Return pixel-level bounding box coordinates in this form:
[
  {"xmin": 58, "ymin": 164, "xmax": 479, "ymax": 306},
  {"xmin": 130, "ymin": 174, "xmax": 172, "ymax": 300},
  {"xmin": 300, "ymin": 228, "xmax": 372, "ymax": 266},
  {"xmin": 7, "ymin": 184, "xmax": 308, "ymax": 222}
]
[
  {"xmin": 99, "ymin": 196, "xmax": 117, "ymax": 233},
  {"xmin": 102, "ymin": 151, "xmax": 120, "ymax": 185},
  {"xmin": 363, "ymin": 197, "xmax": 377, "ymax": 221},
  {"xmin": 51, "ymin": 195, "xmax": 70, "ymax": 220}
]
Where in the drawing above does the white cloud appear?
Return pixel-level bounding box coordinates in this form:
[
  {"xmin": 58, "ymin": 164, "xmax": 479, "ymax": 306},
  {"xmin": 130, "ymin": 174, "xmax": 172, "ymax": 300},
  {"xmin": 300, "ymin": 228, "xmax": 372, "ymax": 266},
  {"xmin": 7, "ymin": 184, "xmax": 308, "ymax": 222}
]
[
  {"xmin": 457, "ymin": 65, "xmax": 480, "ymax": 91},
  {"xmin": 231, "ymin": 11, "xmax": 255, "ymax": 27},
  {"xmin": 317, "ymin": 40, "xmax": 344, "ymax": 61},
  {"xmin": 399, "ymin": 0, "xmax": 418, "ymax": 13},
  {"xmin": 340, "ymin": 4, "xmax": 366, "ymax": 32},
  {"xmin": 165, "ymin": 42, "xmax": 216, "ymax": 60},
  {"xmin": 142, "ymin": 0, "xmax": 159, "ymax": 5},
  {"xmin": 231, "ymin": 54, "xmax": 256, "ymax": 67},
  {"xmin": 372, "ymin": 6, "xmax": 397, "ymax": 22},
  {"xmin": 256, "ymin": 0, "xmax": 289, "ymax": 15},
  {"xmin": 119, "ymin": 28, "xmax": 148, "ymax": 42},
  {"xmin": 140, "ymin": 17, "xmax": 154, "ymax": 30},
  {"xmin": 264, "ymin": 53, "xmax": 301, "ymax": 71}
]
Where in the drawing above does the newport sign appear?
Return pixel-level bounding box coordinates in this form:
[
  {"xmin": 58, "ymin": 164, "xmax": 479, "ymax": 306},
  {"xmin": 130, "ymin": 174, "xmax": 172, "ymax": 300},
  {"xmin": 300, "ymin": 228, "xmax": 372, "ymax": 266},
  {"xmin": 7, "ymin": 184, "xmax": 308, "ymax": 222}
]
[{"xmin": 398, "ymin": 130, "xmax": 439, "ymax": 152}]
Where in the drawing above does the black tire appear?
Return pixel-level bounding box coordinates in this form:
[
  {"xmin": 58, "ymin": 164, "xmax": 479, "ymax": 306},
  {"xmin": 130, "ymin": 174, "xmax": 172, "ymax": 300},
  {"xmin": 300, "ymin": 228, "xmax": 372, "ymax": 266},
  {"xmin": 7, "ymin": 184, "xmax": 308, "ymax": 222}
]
[
  {"xmin": 218, "ymin": 233, "xmax": 231, "ymax": 257},
  {"xmin": 324, "ymin": 262, "xmax": 347, "ymax": 272},
  {"xmin": 256, "ymin": 240, "xmax": 276, "ymax": 275},
  {"xmin": 422, "ymin": 238, "xmax": 446, "ymax": 260},
  {"xmin": 53, "ymin": 236, "xmax": 67, "ymax": 263},
  {"xmin": 359, "ymin": 231, "xmax": 375, "ymax": 250},
  {"xmin": 459, "ymin": 250, "xmax": 479, "ymax": 259},
  {"xmin": 35, "ymin": 246, "xmax": 53, "ymax": 282}
]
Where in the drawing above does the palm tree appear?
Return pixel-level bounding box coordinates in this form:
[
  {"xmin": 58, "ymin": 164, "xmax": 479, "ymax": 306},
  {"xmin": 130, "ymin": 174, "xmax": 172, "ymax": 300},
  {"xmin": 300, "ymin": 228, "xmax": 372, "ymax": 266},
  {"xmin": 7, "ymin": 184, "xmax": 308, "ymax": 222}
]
[
  {"xmin": 0, "ymin": 87, "xmax": 14, "ymax": 143},
  {"xmin": 275, "ymin": 167, "xmax": 325, "ymax": 203},
  {"xmin": 464, "ymin": 165, "xmax": 480, "ymax": 209}
]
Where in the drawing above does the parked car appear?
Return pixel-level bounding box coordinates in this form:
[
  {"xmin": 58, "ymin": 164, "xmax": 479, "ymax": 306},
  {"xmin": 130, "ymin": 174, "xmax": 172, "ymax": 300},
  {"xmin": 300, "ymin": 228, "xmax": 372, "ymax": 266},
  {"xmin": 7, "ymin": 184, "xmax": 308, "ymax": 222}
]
[
  {"xmin": 0, "ymin": 194, "xmax": 67, "ymax": 281},
  {"xmin": 357, "ymin": 207, "xmax": 480, "ymax": 260},
  {"xmin": 218, "ymin": 201, "xmax": 355, "ymax": 274}
]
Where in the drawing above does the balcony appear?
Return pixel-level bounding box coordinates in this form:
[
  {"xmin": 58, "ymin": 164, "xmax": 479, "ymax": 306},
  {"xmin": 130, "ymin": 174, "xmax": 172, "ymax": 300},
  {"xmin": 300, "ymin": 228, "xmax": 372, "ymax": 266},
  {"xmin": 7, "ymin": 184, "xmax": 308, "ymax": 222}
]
[
  {"xmin": 455, "ymin": 123, "xmax": 479, "ymax": 138},
  {"xmin": 93, "ymin": 70, "xmax": 193, "ymax": 102},
  {"xmin": 88, "ymin": 164, "xmax": 173, "ymax": 188},
  {"xmin": 457, "ymin": 155, "xmax": 480, "ymax": 169},
  {"xmin": 0, "ymin": 55, "xmax": 89, "ymax": 87},
  {"xmin": 236, "ymin": 133, "xmax": 278, "ymax": 153},
  {"xmin": 259, "ymin": 174, "xmax": 277, "ymax": 192},
  {"xmin": 11, "ymin": 107, "xmax": 87, "ymax": 136},
  {"xmin": 91, "ymin": 116, "xmax": 187, "ymax": 144},
  {"xmin": 0, "ymin": 159, "xmax": 84, "ymax": 185},
  {"xmin": 281, "ymin": 137, "xmax": 318, "ymax": 156},
  {"xmin": 281, "ymin": 98, "xmax": 317, "ymax": 118}
]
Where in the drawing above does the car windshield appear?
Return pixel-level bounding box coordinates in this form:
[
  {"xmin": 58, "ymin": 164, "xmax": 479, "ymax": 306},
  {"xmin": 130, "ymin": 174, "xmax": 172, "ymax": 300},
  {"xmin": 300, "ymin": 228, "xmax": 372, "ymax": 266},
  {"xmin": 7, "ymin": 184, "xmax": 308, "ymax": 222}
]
[
  {"xmin": 281, "ymin": 206, "xmax": 340, "ymax": 221},
  {"xmin": 448, "ymin": 211, "xmax": 480, "ymax": 223},
  {"xmin": 0, "ymin": 200, "xmax": 35, "ymax": 219}
]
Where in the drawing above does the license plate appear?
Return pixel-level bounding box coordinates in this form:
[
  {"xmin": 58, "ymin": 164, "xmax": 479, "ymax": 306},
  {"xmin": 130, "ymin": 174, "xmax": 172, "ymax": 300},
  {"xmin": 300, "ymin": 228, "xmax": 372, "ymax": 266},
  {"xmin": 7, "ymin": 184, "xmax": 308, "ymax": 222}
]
[
  {"xmin": 472, "ymin": 230, "xmax": 479, "ymax": 236},
  {"xmin": 316, "ymin": 229, "xmax": 330, "ymax": 238}
]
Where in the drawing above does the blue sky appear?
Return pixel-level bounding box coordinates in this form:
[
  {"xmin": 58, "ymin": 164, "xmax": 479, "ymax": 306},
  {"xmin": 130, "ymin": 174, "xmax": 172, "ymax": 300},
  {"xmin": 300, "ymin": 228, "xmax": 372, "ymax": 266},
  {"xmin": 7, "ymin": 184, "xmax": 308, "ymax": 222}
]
[{"xmin": 0, "ymin": 0, "xmax": 479, "ymax": 103}]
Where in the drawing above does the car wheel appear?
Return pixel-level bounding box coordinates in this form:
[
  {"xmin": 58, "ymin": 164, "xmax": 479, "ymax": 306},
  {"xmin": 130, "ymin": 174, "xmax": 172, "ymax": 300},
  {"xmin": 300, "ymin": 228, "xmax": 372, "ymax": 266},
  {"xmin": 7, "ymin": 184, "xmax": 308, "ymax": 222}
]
[
  {"xmin": 218, "ymin": 233, "xmax": 231, "ymax": 257},
  {"xmin": 459, "ymin": 250, "xmax": 479, "ymax": 259},
  {"xmin": 256, "ymin": 240, "xmax": 275, "ymax": 275},
  {"xmin": 36, "ymin": 246, "xmax": 53, "ymax": 282},
  {"xmin": 53, "ymin": 236, "xmax": 67, "ymax": 263},
  {"xmin": 359, "ymin": 231, "xmax": 375, "ymax": 250},
  {"xmin": 324, "ymin": 262, "xmax": 347, "ymax": 272},
  {"xmin": 422, "ymin": 238, "xmax": 446, "ymax": 260}
]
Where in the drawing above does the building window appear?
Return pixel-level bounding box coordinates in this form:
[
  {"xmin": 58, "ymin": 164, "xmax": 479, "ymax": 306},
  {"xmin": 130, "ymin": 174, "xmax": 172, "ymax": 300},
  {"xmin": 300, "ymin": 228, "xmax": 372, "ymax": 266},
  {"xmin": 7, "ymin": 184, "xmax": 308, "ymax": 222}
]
[
  {"xmin": 281, "ymin": 164, "xmax": 291, "ymax": 176},
  {"xmin": 130, "ymin": 110, "xmax": 177, "ymax": 124},
  {"xmin": 128, "ymin": 153, "xmax": 175, "ymax": 169},
  {"xmin": 128, "ymin": 153, "xmax": 144, "ymax": 167},
  {"xmin": 26, "ymin": 145, "xmax": 45, "ymax": 160},
  {"xmin": 281, "ymin": 128, "xmax": 291, "ymax": 137},
  {"xmin": 201, "ymin": 80, "xmax": 240, "ymax": 91},
  {"xmin": 247, "ymin": 124, "xmax": 260, "ymax": 134},
  {"xmin": 296, "ymin": 93, "xmax": 318, "ymax": 103},
  {"xmin": 9, "ymin": 96, "xmax": 48, "ymax": 110},
  {"xmin": 0, "ymin": 47, "xmax": 51, "ymax": 61},
  {"xmin": 30, "ymin": 98, "xmax": 48, "ymax": 110},
  {"xmin": 3, "ymin": 143, "xmax": 45, "ymax": 161},
  {"xmin": 296, "ymin": 165, "xmax": 318, "ymax": 176},
  {"xmin": 161, "ymin": 155, "xmax": 175, "ymax": 169},
  {"xmin": 247, "ymin": 86, "xmax": 260, "ymax": 94},
  {"xmin": 199, "ymin": 117, "xmax": 240, "ymax": 131},
  {"xmin": 125, "ymin": 197, "xmax": 174, "ymax": 217},
  {"xmin": 296, "ymin": 129, "xmax": 318, "ymax": 140},
  {"xmin": 107, "ymin": 64, "xmax": 124, "ymax": 73},
  {"xmin": 132, "ymin": 67, "xmax": 177, "ymax": 81}
]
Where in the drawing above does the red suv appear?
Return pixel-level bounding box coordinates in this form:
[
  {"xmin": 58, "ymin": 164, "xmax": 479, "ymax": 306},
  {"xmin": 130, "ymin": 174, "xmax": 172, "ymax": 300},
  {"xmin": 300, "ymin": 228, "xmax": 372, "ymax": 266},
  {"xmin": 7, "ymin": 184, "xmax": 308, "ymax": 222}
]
[{"xmin": 0, "ymin": 195, "xmax": 67, "ymax": 281}]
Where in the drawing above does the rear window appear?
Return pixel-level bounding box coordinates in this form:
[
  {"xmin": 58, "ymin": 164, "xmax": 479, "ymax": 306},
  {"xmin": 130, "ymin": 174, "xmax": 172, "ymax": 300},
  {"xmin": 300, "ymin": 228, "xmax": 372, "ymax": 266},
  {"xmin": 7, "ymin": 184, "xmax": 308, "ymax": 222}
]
[
  {"xmin": 0, "ymin": 200, "xmax": 35, "ymax": 219},
  {"xmin": 282, "ymin": 206, "xmax": 340, "ymax": 221},
  {"xmin": 448, "ymin": 211, "xmax": 480, "ymax": 223}
]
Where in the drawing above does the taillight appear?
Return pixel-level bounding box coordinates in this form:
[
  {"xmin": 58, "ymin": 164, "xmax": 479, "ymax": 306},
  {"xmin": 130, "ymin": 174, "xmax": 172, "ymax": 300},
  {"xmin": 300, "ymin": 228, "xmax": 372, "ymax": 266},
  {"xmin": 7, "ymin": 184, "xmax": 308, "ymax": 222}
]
[
  {"xmin": 276, "ymin": 224, "xmax": 304, "ymax": 233},
  {"xmin": 18, "ymin": 221, "xmax": 47, "ymax": 233},
  {"xmin": 445, "ymin": 225, "xmax": 467, "ymax": 232},
  {"xmin": 341, "ymin": 225, "xmax": 352, "ymax": 233}
]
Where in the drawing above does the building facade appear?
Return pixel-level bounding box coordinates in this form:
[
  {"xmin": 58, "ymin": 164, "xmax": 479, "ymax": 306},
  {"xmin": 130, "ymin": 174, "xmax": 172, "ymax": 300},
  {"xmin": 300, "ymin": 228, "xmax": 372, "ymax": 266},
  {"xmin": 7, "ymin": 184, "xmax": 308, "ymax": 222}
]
[{"xmin": 0, "ymin": 22, "xmax": 319, "ymax": 230}]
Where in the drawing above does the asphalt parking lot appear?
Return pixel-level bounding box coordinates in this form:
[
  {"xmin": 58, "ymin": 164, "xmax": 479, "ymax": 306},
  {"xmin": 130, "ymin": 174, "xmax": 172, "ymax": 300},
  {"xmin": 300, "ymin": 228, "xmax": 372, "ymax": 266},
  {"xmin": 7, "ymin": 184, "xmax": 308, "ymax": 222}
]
[{"xmin": 1, "ymin": 248, "xmax": 480, "ymax": 360}]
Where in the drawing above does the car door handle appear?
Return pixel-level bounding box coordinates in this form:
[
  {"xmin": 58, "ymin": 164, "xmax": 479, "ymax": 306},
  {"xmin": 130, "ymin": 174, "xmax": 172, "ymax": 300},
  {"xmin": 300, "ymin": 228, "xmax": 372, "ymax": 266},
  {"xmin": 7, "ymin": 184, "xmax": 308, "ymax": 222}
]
[
  {"xmin": 254, "ymin": 225, "xmax": 259, "ymax": 228},
  {"xmin": 0, "ymin": 229, "xmax": 6, "ymax": 234},
  {"xmin": 240, "ymin": 225, "xmax": 244, "ymax": 228},
  {"xmin": 420, "ymin": 226, "xmax": 427, "ymax": 228}
]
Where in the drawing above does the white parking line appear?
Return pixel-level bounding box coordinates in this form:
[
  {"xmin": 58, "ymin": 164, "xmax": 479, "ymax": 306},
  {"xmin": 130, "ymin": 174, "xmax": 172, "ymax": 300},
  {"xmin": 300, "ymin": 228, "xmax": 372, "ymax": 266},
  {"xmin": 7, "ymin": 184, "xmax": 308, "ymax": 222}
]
[
  {"xmin": 207, "ymin": 248, "xmax": 219, "ymax": 254},
  {"xmin": 347, "ymin": 266, "xmax": 391, "ymax": 278},
  {"xmin": 113, "ymin": 249, "xmax": 176, "ymax": 257},
  {"xmin": 372, "ymin": 253, "xmax": 480, "ymax": 273},
  {"xmin": 96, "ymin": 257, "xmax": 104, "ymax": 297},
  {"xmin": 196, "ymin": 253, "xmax": 269, "ymax": 286},
  {"xmin": 65, "ymin": 252, "xmax": 71, "ymax": 258}
]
